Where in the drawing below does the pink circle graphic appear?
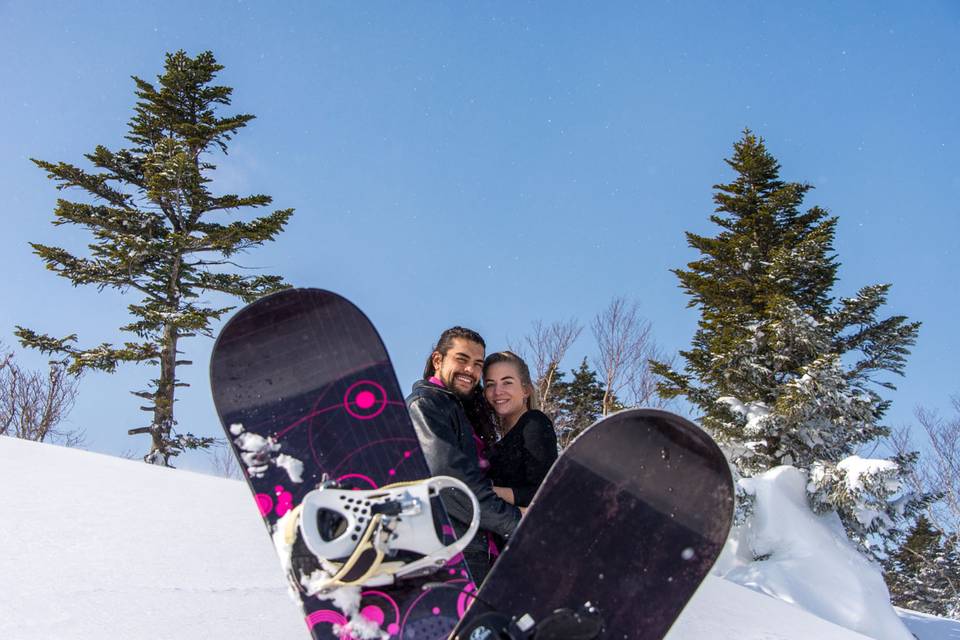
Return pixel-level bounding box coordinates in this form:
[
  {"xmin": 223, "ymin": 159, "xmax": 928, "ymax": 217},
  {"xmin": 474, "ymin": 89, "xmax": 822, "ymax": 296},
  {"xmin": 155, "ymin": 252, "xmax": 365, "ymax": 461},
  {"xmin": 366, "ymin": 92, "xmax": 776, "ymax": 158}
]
[
  {"xmin": 361, "ymin": 590, "xmax": 401, "ymax": 637},
  {"xmin": 276, "ymin": 492, "xmax": 293, "ymax": 517},
  {"xmin": 306, "ymin": 609, "xmax": 348, "ymax": 629},
  {"xmin": 457, "ymin": 581, "xmax": 476, "ymax": 617},
  {"xmin": 336, "ymin": 473, "xmax": 378, "ymax": 489},
  {"xmin": 356, "ymin": 390, "xmax": 376, "ymax": 409},
  {"xmin": 343, "ymin": 380, "xmax": 388, "ymax": 420},
  {"xmin": 255, "ymin": 493, "xmax": 273, "ymax": 516},
  {"xmin": 360, "ymin": 605, "xmax": 385, "ymax": 625}
]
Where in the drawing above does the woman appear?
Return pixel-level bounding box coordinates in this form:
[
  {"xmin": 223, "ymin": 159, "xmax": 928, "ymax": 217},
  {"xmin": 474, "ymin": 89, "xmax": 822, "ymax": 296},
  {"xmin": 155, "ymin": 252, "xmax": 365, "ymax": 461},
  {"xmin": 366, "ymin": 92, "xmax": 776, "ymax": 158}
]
[{"xmin": 482, "ymin": 351, "xmax": 558, "ymax": 509}]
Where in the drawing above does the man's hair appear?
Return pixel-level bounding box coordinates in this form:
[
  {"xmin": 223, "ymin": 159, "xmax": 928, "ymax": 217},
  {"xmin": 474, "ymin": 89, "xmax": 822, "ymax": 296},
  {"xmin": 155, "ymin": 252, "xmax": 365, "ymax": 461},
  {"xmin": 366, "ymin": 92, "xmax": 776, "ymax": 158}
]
[
  {"xmin": 421, "ymin": 326, "xmax": 486, "ymax": 379},
  {"xmin": 422, "ymin": 326, "xmax": 496, "ymax": 446}
]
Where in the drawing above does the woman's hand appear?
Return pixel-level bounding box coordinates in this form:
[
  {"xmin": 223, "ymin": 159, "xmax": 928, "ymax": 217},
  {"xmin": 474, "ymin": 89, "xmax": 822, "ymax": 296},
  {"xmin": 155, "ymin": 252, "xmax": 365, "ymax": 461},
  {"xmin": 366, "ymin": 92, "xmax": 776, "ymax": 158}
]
[{"xmin": 493, "ymin": 486, "xmax": 515, "ymax": 504}]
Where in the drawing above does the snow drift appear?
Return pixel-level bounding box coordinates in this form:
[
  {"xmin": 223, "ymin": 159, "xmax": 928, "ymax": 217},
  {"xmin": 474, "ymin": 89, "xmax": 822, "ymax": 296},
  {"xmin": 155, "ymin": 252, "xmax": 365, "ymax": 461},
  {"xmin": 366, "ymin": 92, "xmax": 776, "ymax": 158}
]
[{"xmin": 717, "ymin": 465, "xmax": 913, "ymax": 639}]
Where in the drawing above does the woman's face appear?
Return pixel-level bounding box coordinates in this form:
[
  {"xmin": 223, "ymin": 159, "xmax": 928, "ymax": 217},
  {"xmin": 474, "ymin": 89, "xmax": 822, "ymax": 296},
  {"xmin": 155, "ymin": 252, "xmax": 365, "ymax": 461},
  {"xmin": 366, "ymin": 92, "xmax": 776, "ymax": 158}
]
[{"xmin": 483, "ymin": 361, "xmax": 529, "ymax": 420}]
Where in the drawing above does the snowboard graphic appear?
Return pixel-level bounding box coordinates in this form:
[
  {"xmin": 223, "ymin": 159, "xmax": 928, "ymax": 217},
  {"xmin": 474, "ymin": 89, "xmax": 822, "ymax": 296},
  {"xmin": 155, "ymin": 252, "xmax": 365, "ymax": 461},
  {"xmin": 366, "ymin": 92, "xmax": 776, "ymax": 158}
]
[
  {"xmin": 453, "ymin": 408, "xmax": 734, "ymax": 640},
  {"xmin": 210, "ymin": 288, "xmax": 475, "ymax": 640}
]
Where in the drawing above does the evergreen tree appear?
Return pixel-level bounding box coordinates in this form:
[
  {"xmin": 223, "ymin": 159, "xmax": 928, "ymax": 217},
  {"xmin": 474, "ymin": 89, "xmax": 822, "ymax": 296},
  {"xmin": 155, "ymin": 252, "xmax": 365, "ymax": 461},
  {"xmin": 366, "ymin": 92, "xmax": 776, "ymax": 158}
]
[
  {"xmin": 947, "ymin": 534, "xmax": 960, "ymax": 619},
  {"xmin": 885, "ymin": 516, "xmax": 960, "ymax": 617},
  {"xmin": 651, "ymin": 130, "xmax": 923, "ymax": 554},
  {"xmin": 16, "ymin": 51, "xmax": 292, "ymax": 466},
  {"xmin": 553, "ymin": 358, "xmax": 610, "ymax": 447}
]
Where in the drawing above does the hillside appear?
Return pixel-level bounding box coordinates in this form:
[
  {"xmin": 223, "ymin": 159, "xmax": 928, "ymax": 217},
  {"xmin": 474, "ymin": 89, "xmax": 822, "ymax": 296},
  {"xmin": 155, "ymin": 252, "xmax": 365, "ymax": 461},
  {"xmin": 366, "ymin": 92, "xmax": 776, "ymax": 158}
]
[{"xmin": 1, "ymin": 436, "xmax": 956, "ymax": 640}]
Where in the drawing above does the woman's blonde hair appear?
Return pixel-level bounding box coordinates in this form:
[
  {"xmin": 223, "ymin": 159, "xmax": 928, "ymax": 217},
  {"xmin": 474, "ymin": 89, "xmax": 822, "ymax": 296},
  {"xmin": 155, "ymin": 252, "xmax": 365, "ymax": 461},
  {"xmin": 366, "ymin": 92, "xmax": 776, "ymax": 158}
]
[{"xmin": 482, "ymin": 351, "xmax": 540, "ymax": 412}]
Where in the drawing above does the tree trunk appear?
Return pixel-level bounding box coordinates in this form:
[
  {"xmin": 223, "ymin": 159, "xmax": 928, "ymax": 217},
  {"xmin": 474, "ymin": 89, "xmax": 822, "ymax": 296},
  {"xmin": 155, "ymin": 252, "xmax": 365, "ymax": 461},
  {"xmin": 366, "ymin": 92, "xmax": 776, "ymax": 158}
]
[
  {"xmin": 150, "ymin": 254, "xmax": 182, "ymax": 466},
  {"xmin": 150, "ymin": 323, "xmax": 178, "ymax": 465}
]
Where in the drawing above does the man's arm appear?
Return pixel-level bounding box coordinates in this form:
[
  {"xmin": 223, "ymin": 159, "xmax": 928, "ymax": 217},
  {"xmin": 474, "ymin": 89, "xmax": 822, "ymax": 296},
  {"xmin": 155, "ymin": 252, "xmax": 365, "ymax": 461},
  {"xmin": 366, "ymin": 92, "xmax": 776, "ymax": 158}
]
[{"xmin": 408, "ymin": 395, "xmax": 521, "ymax": 538}]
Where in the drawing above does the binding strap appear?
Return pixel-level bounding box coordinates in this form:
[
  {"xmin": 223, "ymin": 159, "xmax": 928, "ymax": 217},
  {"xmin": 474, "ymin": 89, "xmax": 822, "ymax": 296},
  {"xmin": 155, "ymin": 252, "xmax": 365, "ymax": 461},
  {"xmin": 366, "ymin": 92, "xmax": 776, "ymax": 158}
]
[{"xmin": 290, "ymin": 478, "xmax": 462, "ymax": 591}]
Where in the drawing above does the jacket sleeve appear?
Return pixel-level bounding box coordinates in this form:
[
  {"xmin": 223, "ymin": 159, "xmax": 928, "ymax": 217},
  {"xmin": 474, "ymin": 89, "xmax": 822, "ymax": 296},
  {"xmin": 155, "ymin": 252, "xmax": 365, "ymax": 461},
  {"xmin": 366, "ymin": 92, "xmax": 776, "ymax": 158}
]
[
  {"xmin": 408, "ymin": 395, "xmax": 521, "ymax": 538},
  {"xmin": 512, "ymin": 413, "xmax": 559, "ymax": 508}
]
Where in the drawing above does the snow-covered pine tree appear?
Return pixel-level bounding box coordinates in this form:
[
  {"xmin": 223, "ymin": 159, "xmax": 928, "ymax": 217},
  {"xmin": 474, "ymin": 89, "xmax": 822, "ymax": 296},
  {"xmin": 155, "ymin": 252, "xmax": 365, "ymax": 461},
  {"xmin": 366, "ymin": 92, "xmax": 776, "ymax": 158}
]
[
  {"xmin": 947, "ymin": 534, "xmax": 960, "ymax": 619},
  {"xmin": 885, "ymin": 516, "xmax": 960, "ymax": 617},
  {"xmin": 16, "ymin": 51, "xmax": 292, "ymax": 466},
  {"xmin": 651, "ymin": 130, "xmax": 924, "ymax": 555}
]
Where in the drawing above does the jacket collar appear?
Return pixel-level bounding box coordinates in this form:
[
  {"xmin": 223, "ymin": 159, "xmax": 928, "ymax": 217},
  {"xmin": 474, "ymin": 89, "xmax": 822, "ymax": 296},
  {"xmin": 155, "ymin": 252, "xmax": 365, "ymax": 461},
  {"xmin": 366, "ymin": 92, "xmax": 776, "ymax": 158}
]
[{"xmin": 412, "ymin": 377, "xmax": 456, "ymax": 398}]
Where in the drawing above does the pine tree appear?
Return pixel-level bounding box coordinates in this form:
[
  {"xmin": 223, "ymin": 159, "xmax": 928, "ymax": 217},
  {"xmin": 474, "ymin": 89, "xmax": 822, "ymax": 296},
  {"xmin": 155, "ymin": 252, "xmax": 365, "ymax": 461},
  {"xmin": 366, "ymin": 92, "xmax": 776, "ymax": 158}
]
[
  {"xmin": 16, "ymin": 51, "xmax": 292, "ymax": 466},
  {"xmin": 946, "ymin": 534, "xmax": 960, "ymax": 619},
  {"xmin": 651, "ymin": 130, "xmax": 923, "ymax": 554},
  {"xmin": 552, "ymin": 358, "xmax": 610, "ymax": 448},
  {"xmin": 885, "ymin": 516, "xmax": 960, "ymax": 617}
]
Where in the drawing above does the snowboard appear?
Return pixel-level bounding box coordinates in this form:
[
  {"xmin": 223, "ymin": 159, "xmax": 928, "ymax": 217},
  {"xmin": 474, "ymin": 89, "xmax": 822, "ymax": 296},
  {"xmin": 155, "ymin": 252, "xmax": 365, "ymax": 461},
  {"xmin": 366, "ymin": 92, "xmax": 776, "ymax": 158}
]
[
  {"xmin": 210, "ymin": 288, "xmax": 476, "ymax": 640},
  {"xmin": 453, "ymin": 408, "xmax": 734, "ymax": 640}
]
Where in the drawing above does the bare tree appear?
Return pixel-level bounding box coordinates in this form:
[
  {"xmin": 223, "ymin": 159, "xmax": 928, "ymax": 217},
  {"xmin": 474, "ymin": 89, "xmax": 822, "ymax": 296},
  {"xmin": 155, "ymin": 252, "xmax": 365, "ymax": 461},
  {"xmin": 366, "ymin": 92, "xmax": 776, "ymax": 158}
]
[
  {"xmin": 915, "ymin": 399, "xmax": 960, "ymax": 534},
  {"xmin": 887, "ymin": 426, "xmax": 921, "ymax": 486},
  {"xmin": 888, "ymin": 399, "xmax": 960, "ymax": 536},
  {"xmin": 0, "ymin": 344, "xmax": 84, "ymax": 446},
  {"xmin": 209, "ymin": 440, "xmax": 243, "ymax": 479},
  {"xmin": 628, "ymin": 343, "xmax": 676, "ymax": 410},
  {"xmin": 591, "ymin": 297, "xmax": 667, "ymax": 415},
  {"xmin": 510, "ymin": 319, "xmax": 582, "ymax": 418}
]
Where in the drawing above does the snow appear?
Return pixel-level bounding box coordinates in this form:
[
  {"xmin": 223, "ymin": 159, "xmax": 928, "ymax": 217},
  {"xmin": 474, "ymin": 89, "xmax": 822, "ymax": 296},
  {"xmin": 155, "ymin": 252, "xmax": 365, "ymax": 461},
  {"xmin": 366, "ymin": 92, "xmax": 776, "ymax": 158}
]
[
  {"xmin": 835, "ymin": 455, "xmax": 900, "ymax": 493},
  {"xmin": 231, "ymin": 423, "xmax": 303, "ymax": 482},
  {"xmin": 809, "ymin": 455, "xmax": 905, "ymax": 530},
  {"xmin": 895, "ymin": 609, "xmax": 960, "ymax": 640},
  {"xmin": 717, "ymin": 396, "xmax": 770, "ymax": 434},
  {"xmin": 718, "ymin": 466, "xmax": 912, "ymax": 640},
  {"xmin": 277, "ymin": 453, "xmax": 305, "ymax": 483},
  {"xmin": 0, "ymin": 435, "xmax": 303, "ymax": 640},
  {"xmin": 1, "ymin": 435, "xmax": 957, "ymax": 640}
]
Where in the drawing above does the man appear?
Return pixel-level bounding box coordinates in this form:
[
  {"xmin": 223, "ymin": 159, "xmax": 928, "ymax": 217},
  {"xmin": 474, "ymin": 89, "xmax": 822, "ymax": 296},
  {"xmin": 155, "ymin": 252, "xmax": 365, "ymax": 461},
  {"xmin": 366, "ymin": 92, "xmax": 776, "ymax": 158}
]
[{"xmin": 406, "ymin": 326, "xmax": 521, "ymax": 583}]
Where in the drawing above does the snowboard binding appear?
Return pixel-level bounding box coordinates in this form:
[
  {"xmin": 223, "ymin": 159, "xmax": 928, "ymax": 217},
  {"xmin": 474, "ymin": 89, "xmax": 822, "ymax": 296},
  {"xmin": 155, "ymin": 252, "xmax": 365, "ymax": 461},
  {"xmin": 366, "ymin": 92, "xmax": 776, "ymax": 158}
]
[
  {"xmin": 453, "ymin": 602, "xmax": 604, "ymax": 640},
  {"xmin": 285, "ymin": 475, "xmax": 480, "ymax": 593}
]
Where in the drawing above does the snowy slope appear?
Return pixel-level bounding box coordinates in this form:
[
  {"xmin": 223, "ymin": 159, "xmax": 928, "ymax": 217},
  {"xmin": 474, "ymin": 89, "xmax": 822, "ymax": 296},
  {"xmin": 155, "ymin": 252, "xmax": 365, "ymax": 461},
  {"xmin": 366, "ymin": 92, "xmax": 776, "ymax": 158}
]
[{"xmin": 1, "ymin": 436, "xmax": 957, "ymax": 640}]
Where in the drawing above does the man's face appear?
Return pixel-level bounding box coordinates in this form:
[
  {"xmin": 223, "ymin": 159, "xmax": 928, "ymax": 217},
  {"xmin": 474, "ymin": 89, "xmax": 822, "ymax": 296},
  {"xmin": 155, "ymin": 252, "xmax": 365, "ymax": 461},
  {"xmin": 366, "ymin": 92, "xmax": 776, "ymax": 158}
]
[{"xmin": 432, "ymin": 337, "xmax": 485, "ymax": 400}]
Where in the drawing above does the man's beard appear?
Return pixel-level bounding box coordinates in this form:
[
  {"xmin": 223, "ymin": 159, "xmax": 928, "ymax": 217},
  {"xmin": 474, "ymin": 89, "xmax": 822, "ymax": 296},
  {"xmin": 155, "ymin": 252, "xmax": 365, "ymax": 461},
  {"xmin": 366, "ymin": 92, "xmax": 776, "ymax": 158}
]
[
  {"xmin": 450, "ymin": 385, "xmax": 474, "ymax": 401},
  {"xmin": 441, "ymin": 370, "xmax": 476, "ymax": 401}
]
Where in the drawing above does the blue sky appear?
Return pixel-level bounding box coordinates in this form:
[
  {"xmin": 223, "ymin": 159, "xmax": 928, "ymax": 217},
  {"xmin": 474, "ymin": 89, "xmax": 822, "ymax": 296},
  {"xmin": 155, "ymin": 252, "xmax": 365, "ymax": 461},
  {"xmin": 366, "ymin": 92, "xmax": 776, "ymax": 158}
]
[{"xmin": 1, "ymin": 1, "xmax": 957, "ymax": 471}]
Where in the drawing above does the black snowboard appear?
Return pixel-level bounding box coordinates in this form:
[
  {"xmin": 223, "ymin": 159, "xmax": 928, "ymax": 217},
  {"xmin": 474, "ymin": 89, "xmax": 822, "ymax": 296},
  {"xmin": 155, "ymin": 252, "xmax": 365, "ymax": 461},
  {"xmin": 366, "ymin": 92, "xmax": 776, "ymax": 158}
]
[
  {"xmin": 210, "ymin": 288, "xmax": 475, "ymax": 640},
  {"xmin": 453, "ymin": 408, "xmax": 734, "ymax": 640}
]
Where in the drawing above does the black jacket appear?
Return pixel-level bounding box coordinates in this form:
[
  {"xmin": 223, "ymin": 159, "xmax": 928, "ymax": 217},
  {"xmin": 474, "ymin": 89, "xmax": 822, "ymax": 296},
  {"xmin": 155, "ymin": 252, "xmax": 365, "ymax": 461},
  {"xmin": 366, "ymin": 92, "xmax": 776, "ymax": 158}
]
[
  {"xmin": 406, "ymin": 379, "xmax": 520, "ymax": 539},
  {"xmin": 487, "ymin": 410, "xmax": 558, "ymax": 508}
]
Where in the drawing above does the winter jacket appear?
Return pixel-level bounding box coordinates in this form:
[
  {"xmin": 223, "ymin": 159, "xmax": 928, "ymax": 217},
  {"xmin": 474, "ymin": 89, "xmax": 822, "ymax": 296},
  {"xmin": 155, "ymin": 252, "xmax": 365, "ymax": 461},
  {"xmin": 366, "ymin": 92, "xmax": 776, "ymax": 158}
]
[
  {"xmin": 487, "ymin": 410, "xmax": 558, "ymax": 508},
  {"xmin": 406, "ymin": 379, "xmax": 521, "ymax": 540}
]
